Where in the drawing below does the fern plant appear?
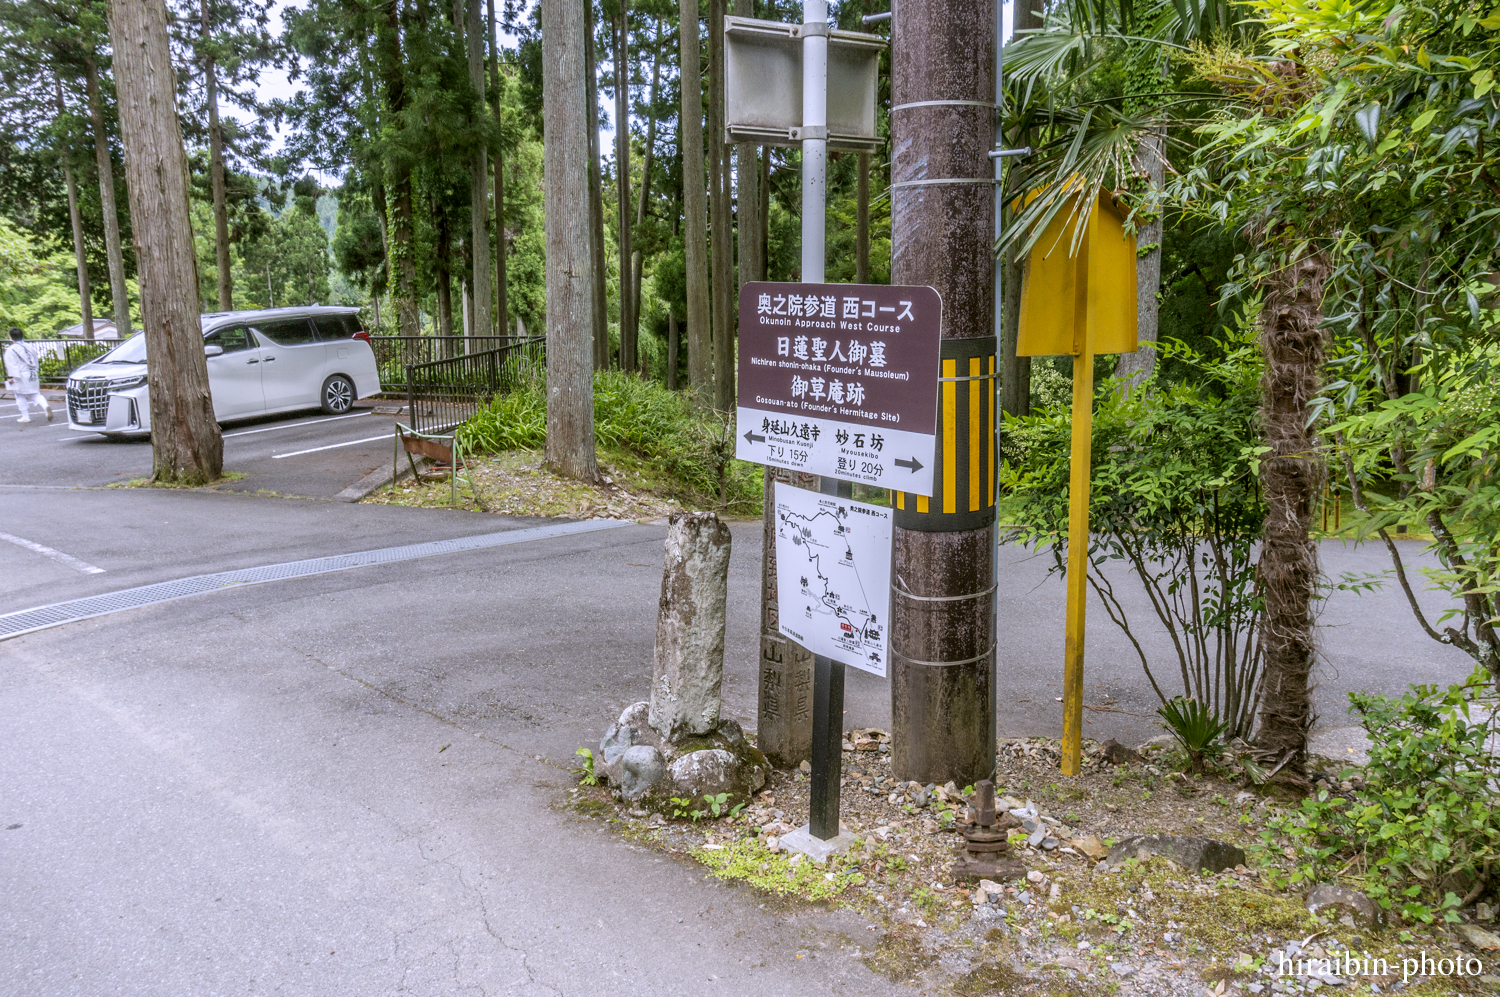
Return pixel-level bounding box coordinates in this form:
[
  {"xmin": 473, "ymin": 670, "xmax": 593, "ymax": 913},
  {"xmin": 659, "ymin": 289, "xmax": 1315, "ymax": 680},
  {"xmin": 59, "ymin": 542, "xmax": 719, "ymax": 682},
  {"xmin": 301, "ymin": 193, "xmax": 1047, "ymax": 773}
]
[{"xmin": 1157, "ymin": 697, "xmax": 1228, "ymax": 774}]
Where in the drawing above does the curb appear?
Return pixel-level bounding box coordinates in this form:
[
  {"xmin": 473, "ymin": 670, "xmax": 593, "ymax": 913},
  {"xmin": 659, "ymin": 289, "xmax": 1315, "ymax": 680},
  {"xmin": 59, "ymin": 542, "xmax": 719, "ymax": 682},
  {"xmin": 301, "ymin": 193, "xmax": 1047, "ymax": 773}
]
[{"xmin": 336, "ymin": 454, "xmax": 429, "ymax": 503}]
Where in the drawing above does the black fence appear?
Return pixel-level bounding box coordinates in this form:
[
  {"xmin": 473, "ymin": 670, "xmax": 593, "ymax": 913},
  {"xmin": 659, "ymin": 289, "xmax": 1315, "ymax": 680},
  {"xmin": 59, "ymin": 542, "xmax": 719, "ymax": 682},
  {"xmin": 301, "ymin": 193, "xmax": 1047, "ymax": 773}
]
[
  {"xmin": 372, "ymin": 335, "xmax": 531, "ymax": 393},
  {"xmin": 405, "ymin": 336, "xmax": 544, "ymax": 436},
  {"xmin": 30, "ymin": 339, "xmax": 116, "ymax": 385}
]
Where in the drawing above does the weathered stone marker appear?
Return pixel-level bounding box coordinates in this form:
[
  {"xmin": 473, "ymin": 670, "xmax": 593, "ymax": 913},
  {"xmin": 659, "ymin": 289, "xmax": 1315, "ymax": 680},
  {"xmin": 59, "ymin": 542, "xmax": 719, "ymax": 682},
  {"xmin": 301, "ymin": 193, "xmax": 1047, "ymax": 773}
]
[
  {"xmin": 648, "ymin": 511, "xmax": 733, "ymax": 741},
  {"xmin": 592, "ymin": 511, "xmax": 768, "ymax": 809}
]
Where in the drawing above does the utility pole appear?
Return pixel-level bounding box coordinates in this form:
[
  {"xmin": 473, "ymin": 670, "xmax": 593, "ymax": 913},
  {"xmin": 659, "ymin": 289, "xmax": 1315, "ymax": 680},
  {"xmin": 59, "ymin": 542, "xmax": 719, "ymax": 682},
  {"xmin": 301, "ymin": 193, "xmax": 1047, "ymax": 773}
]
[{"xmin": 887, "ymin": 0, "xmax": 998, "ymax": 787}]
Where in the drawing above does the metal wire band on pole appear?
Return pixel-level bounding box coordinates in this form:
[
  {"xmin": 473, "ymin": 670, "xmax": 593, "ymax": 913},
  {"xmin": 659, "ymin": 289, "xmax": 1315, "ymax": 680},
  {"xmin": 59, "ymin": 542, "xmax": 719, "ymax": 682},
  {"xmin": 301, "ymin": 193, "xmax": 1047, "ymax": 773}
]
[
  {"xmin": 891, "ymin": 99, "xmax": 999, "ymax": 111},
  {"xmin": 888, "ymin": 178, "xmax": 996, "ymax": 189},
  {"xmin": 891, "ymin": 644, "xmax": 998, "ymax": 668},
  {"xmin": 891, "ymin": 582, "xmax": 998, "ymax": 603},
  {"xmin": 937, "ymin": 372, "xmax": 999, "ymax": 382}
]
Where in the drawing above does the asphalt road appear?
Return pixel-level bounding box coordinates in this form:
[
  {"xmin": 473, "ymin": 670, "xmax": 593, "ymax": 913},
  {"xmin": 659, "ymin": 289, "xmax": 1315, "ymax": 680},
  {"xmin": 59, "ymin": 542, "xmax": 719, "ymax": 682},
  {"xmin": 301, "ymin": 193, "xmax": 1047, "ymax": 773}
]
[
  {"xmin": 0, "ymin": 480, "xmax": 1478, "ymax": 994},
  {"xmin": 1, "ymin": 390, "xmax": 404, "ymax": 498}
]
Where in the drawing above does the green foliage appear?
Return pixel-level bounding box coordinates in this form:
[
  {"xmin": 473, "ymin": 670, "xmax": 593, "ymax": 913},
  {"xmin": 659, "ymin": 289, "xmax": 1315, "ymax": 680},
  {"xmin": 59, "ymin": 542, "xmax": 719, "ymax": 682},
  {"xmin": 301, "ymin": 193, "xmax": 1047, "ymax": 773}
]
[
  {"xmin": 460, "ymin": 368, "xmax": 763, "ymax": 512},
  {"xmin": 1267, "ymin": 672, "xmax": 1499, "ymax": 923},
  {"xmin": 1157, "ymin": 697, "xmax": 1228, "ymax": 774},
  {"xmin": 572, "ymin": 747, "xmax": 600, "ymax": 786},
  {"xmin": 1001, "ymin": 329, "xmax": 1267, "ymax": 734}
]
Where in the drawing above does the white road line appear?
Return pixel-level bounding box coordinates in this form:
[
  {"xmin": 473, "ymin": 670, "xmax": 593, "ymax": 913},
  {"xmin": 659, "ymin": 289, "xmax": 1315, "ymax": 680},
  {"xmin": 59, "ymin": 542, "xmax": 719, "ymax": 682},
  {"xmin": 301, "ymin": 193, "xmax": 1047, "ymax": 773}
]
[
  {"xmin": 272, "ymin": 433, "xmax": 391, "ymax": 459},
  {"xmin": 0, "ymin": 531, "xmax": 105, "ymax": 574},
  {"xmin": 223, "ymin": 411, "xmax": 371, "ymax": 438}
]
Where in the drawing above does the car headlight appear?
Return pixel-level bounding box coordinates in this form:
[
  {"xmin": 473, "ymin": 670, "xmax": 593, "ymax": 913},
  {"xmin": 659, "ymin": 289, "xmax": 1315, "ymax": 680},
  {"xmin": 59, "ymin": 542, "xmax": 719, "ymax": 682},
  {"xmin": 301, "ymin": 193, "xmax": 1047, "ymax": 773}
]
[{"xmin": 107, "ymin": 375, "xmax": 146, "ymax": 390}]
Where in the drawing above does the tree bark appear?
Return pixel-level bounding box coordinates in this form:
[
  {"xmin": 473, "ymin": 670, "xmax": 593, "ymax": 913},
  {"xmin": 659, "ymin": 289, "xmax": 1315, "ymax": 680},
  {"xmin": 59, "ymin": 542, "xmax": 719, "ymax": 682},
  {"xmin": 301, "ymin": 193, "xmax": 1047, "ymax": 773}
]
[
  {"xmin": 759, "ymin": 145, "xmax": 769, "ymax": 279},
  {"xmin": 1253, "ymin": 249, "xmax": 1330, "ymax": 768},
  {"xmin": 629, "ymin": 16, "xmax": 663, "ymax": 349},
  {"xmin": 487, "ymin": 0, "xmax": 507, "ymax": 334},
  {"xmin": 541, "ymin": 0, "xmax": 599, "ymax": 481},
  {"xmin": 108, "ymin": 0, "xmax": 222, "ymax": 482},
  {"xmin": 855, "ymin": 151, "xmax": 870, "ymax": 284},
  {"xmin": 707, "ymin": 0, "xmax": 732, "ymax": 410},
  {"xmin": 667, "ymin": 310, "xmax": 678, "ymax": 389},
  {"xmin": 1114, "ymin": 128, "xmax": 1164, "ymax": 388},
  {"xmin": 679, "ymin": 0, "xmax": 710, "ymax": 401},
  {"xmin": 201, "ymin": 0, "xmax": 232, "ymax": 311},
  {"xmin": 379, "ymin": 0, "xmax": 419, "ymax": 336},
  {"xmin": 614, "ymin": 0, "xmax": 635, "ymax": 371},
  {"xmin": 435, "ymin": 197, "xmax": 454, "ymax": 341},
  {"xmin": 466, "ymin": 0, "xmax": 493, "ymax": 340},
  {"xmin": 585, "ymin": 4, "xmax": 609, "ymax": 367},
  {"xmin": 84, "ymin": 55, "xmax": 132, "ymax": 334}
]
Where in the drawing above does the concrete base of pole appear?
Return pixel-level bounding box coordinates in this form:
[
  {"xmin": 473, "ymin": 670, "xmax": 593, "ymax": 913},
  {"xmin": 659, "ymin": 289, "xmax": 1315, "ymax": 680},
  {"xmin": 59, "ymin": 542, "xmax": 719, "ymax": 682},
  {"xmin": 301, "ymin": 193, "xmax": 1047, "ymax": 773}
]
[{"xmin": 778, "ymin": 824, "xmax": 855, "ymax": 863}]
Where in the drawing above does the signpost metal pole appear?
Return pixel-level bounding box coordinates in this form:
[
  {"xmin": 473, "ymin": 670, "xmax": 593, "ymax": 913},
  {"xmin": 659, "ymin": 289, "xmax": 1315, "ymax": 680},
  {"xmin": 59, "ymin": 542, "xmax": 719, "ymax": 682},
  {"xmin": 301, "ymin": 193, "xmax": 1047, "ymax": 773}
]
[
  {"xmin": 800, "ymin": 0, "xmax": 845, "ymax": 842},
  {"xmin": 800, "ymin": 0, "xmax": 827, "ymax": 284}
]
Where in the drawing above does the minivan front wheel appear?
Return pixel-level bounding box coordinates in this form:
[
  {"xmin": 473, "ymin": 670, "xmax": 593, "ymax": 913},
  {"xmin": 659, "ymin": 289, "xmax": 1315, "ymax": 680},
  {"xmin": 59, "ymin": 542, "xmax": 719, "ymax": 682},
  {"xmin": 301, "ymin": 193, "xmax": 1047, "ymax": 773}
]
[{"xmin": 321, "ymin": 375, "xmax": 355, "ymax": 414}]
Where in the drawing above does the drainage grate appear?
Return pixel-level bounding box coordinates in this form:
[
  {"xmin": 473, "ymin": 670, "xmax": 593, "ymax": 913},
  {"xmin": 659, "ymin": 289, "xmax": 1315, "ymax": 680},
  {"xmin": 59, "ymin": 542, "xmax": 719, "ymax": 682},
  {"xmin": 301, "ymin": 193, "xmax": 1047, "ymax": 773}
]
[{"xmin": 0, "ymin": 518, "xmax": 631, "ymax": 642}]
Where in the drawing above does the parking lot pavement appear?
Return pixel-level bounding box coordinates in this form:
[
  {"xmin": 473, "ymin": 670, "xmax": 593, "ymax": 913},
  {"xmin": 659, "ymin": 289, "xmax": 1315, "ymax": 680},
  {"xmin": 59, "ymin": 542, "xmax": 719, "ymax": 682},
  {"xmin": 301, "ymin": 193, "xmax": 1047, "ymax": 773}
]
[{"xmin": 0, "ymin": 394, "xmax": 406, "ymax": 499}]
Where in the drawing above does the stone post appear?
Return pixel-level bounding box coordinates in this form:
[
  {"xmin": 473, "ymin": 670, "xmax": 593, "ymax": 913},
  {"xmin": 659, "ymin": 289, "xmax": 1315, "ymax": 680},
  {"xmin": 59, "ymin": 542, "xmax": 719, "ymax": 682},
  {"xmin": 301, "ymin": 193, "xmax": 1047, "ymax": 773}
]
[
  {"xmin": 649, "ymin": 512, "xmax": 733, "ymax": 741},
  {"xmin": 756, "ymin": 467, "xmax": 816, "ymax": 768}
]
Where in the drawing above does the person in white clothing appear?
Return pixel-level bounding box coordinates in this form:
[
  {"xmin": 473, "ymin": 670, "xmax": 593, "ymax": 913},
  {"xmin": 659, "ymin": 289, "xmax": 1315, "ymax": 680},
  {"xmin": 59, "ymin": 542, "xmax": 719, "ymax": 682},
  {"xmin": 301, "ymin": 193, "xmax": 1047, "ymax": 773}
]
[{"xmin": 4, "ymin": 327, "xmax": 53, "ymax": 424}]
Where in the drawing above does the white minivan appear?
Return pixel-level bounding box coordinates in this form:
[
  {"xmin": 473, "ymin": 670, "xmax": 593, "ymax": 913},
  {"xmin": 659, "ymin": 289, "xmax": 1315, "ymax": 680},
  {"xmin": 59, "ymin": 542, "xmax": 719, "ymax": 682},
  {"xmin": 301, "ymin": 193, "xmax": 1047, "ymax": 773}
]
[{"xmin": 66, "ymin": 306, "xmax": 381, "ymax": 438}]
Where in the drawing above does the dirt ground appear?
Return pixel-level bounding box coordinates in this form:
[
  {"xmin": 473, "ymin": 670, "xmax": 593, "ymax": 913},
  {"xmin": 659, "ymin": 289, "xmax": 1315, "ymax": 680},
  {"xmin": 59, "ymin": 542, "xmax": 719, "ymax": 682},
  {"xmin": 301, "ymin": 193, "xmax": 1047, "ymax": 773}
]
[{"xmin": 568, "ymin": 735, "xmax": 1498, "ymax": 996}]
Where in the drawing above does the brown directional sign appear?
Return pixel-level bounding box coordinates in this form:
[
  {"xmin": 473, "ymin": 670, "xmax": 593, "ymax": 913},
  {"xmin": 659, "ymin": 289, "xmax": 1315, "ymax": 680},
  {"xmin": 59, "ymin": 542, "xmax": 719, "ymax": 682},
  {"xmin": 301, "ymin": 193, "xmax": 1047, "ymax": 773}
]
[{"xmin": 735, "ymin": 282, "xmax": 942, "ymax": 495}]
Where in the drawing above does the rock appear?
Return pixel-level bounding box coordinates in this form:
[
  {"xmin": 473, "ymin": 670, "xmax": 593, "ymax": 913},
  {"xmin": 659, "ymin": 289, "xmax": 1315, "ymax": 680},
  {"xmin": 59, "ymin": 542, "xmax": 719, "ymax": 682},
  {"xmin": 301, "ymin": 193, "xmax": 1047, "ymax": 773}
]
[
  {"xmin": 1106, "ymin": 834, "xmax": 1246, "ymax": 874},
  {"xmin": 1041, "ymin": 837, "xmax": 1059, "ymax": 851},
  {"xmin": 1071, "ymin": 836, "xmax": 1109, "ymax": 861},
  {"xmin": 1056, "ymin": 956, "xmax": 1086, "ymax": 970},
  {"xmin": 648, "ymin": 512, "xmax": 732, "ymax": 741},
  {"xmin": 1100, "ymin": 739, "xmax": 1144, "ymax": 765},
  {"xmin": 669, "ymin": 748, "xmax": 746, "ymax": 800},
  {"xmin": 618, "ymin": 745, "xmax": 667, "ymax": 801},
  {"xmin": 1459, "ymin": 924, "xmax": 1500, "ymax": 951},
  {"xmin": 1305, "ymin": 884, "xmax": 1381, "ymax": 927},
  {"xmin": 1136, "ymin": 734, "xmax": 1176, "ymax": 752}
]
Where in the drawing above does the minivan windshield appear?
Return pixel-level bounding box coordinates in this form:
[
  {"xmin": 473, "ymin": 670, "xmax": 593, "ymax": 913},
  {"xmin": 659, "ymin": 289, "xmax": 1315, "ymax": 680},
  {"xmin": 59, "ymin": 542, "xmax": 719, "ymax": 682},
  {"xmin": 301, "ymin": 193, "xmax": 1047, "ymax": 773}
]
[{"xmin": 96, "ymin": 332, "xmax": 148, "ymax": 364}]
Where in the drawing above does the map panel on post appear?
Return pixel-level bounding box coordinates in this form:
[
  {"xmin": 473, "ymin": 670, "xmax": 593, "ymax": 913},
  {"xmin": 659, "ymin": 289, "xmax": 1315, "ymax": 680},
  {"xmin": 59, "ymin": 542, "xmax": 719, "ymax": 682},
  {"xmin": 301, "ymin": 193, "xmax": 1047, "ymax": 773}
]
[
  {"xmin": 773, "ymin": 482, "xmax": 892, "ymax": 677},
  {"xmin": 736, "ymin": 281, "xmax": 942, "ymax": 496}
]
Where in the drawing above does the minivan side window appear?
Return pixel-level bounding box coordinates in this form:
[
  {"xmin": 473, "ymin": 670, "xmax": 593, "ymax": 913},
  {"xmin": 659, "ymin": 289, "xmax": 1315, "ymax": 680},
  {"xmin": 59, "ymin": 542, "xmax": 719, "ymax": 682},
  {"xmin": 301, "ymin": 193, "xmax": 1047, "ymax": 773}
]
[
  {"xmin": 312, "ymin": 315, "xmax": 355, "ymax": 340},
  {"xmin": 204, "ymin": 325, "xmax": 255, "ymax": 352},
  {"xmin": 253, "ymin": 319, "xmax": 319, "ymax": 346}
]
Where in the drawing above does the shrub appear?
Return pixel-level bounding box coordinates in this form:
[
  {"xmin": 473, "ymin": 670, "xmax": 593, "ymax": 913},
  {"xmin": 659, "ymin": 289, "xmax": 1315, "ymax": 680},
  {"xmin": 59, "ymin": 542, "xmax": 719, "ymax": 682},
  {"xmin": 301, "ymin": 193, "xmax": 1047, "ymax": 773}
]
[
  {"xmin": 459, "ymin": 368, "xmax": 763, "ymax": 512},
  {"xmin": 1267, "ymin": 671, "xmax": 1499, "ymax": 923},
  {"xmin": 1001, "ymin": 328, "xmax": 1267, "ymax": 735}
]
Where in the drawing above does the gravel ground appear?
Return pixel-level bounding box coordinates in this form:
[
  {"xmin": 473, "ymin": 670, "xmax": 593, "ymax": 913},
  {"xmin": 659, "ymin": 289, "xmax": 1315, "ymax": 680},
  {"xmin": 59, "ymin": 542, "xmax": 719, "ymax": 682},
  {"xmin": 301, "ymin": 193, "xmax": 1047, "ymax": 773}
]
[{"xmin": 569, "ymin": 735, "xmax": 1498, "ymax": 996}]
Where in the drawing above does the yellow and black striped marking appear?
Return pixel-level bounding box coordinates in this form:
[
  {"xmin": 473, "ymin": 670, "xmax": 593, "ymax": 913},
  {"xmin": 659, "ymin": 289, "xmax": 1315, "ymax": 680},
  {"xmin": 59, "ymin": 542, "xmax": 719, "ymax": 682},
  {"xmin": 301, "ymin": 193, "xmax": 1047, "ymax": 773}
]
[{"xmin": 894, "ymin": 336, "xmax": 997, "ymax": 532}]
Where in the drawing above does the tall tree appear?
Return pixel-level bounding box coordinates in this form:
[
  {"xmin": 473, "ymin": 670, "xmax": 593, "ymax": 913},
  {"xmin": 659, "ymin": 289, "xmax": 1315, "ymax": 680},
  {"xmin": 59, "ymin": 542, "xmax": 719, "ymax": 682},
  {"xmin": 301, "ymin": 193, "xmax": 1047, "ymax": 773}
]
[
  {"xmin": 678, "ymin": 0, "xmax": 708, "ymax": 399},
  {"xmin": 628, "ymin": 14, "xmax": 664, "ymax": 357},
  {"xmin": 187, "ymin": 0, "xmax": 275, "ymax": 312},
  {"xmin": 465, "ymin": 0, "xmax": 491, "ymax": 339},
  {"xmin": 612, "ymin": 0, "xmax": 633, "ymax": 370},
  {"xmin": 52, "ymin": 75, "xmax": 92, "ymax": 337},
  {"xmin": 706, "ymin": 0, "xmax": 730, "ymax": 409},
  {"xmin": 82, "ymin": 53, "xmax": 131, "ymax": 332},
  {"xmin": 732, "ymin": 0, "xmax": 758, "ymax": 290},
  {"xmin": 584, "ymin": 0, "xmax": 607, "ymax": 366},
  {"xmin": 487, "ymin": 0, "xmax": 506, "ymax": 333},
  {"xmin": 108, "ymin": 0, "xmax": 222, "ymax": 481},
  {"xmin": 377, "ymin": 0, "xmax": 420, "ymax": 335},
  {"xmin": 541, "ymin": 0, "xmax": 597, "ymax": 480}
]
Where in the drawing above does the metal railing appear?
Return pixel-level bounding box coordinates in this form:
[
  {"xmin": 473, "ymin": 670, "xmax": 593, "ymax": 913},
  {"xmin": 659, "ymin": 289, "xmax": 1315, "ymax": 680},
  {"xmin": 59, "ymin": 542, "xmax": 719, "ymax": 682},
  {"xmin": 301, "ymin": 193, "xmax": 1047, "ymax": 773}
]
[
  {"xmin": 26, "ymin": 339, "xmax": 117, "ymax": 385},
  {"xmin": 372, "ymin": 335, "xmax": 531, "ymax": 392},
  {"xmin": 405, "ymin": 336, "xmax": 544, "ymax": 436}
]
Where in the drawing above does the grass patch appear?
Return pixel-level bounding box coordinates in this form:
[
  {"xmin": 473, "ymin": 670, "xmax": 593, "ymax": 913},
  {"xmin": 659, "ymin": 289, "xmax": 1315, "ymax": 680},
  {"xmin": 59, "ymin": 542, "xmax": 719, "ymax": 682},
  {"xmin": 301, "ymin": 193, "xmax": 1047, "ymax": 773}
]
[
  {"xmin": 109, "ymin": 470, "xmax": 248, "ymax": 489},
  {"xmin": 460, "ymin": 369, "xmax": 763, "ymax": 514},
  {"xmin": 693, "ymin": 836, "xmax": 865, "ymax": 902}
]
